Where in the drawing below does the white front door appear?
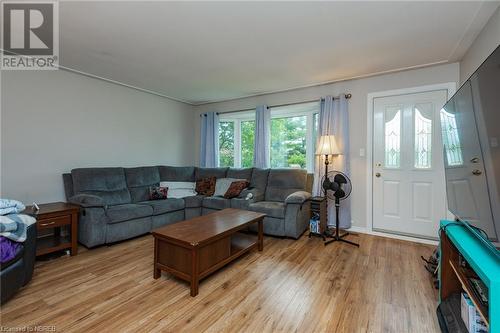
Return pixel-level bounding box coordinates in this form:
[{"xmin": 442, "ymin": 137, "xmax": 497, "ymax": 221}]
[{"xmin": 372, "ymin": 90, "xmax": 448, "ymax": 239}]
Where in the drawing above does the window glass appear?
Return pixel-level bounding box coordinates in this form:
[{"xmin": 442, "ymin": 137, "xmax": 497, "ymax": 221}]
[
  {"xmin": 440, "ymin": 109, "xmax": 464, "ymax": 166},
  {"xmin": 241, "ymin": 120, "xmax": 255, "ymax": 168},
  {"xmin": 218, "ymin": 121, "xmax": 234, "ymax": 167},
  {"xmin": 384, "ymin": 107, "xmax": 401, "ymax": 168},
  {"xmin": 414, "ymin": 104, "xmax": 433, "ymax": 169},
  {"xmin": 271, "ymin": 116, "xmax": 307, "ymax": 168},
  {"xmin": 217, "ymin": 101, "xmax": 319, "ymax": 170}
]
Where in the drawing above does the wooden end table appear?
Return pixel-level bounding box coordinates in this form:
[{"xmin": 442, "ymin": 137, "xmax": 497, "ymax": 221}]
[
  {"xmin": 23, "ymin": 202, "xmax": 80, "ymax": 257},
  {"xmin": 152, "ymin": 208, "xmax": 265, "ymax": 296}
]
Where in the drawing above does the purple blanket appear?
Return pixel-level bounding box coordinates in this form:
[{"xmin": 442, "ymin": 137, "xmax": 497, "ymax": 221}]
[{"xmin": 0, "ymin": 236, "xmax": 22, "ymax": 264}]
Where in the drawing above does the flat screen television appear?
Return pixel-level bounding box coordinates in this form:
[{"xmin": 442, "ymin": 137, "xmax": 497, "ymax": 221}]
[{"xmin": 440, "ymin": 45, "xmax": 500, "ymax": 252}]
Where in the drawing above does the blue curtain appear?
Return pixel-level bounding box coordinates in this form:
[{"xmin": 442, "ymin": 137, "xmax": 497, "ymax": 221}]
[
  {"xmin": 199, "ymin": 112, "xmax": 219, "ymax": 168},
  {"xmin": 313, "ymin": 95, "xmax": 351, "ymax": 229},
  {"xmin": 253, "ymin": 105, "xmax": 270, "ymax": 168}
]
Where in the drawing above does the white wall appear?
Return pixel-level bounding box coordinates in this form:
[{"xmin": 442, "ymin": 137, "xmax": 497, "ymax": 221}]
[
  {"xmin": 0, "ymin": 70, "xmax": 195, "ymax": 204},
  {"xmin": 460, "ymin": 6, "xmax": 500, "ymax": 83},
  {"xmin": 193, "ymin": 63, "xmax": 460, "ymax": 230}
]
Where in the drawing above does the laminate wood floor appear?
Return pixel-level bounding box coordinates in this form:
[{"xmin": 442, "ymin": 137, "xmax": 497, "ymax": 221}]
[{"xmin": 0, "ymin": 233, "xmax": 440, "ymax": 332}]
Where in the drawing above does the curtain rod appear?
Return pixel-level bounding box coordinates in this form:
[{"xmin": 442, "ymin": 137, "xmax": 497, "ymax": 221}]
[{"xmin": 200, "ymin": 93, "xmax": 352, "ymax": 116}]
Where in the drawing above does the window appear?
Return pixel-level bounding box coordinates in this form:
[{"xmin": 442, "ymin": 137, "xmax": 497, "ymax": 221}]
[
  {"xmin": 218, "ymin": 102, "xmax": 320, "ymax": 171},
  {"xmin": 218, "ymin": 121, "xmax": 235, "ymax": 167},
  {"xmin": 241, "ymin": 120, "xmax": 255, "ymax": 167},
  {"xmin": 218, "ymin": 111, "xmax": 255, "ymax": 168},
  {"xmin": 270, "ymin": 116, "xmax": 307, "ymax": 168}
]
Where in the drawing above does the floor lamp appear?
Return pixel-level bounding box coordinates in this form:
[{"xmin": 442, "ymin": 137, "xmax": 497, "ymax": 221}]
[{"xmin": 315, "ymin": 135, "xmax": 341, "ymax": 238}]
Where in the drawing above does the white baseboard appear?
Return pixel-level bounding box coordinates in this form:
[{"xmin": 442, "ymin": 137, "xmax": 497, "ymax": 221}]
[{"xmin": 346, "ymin": 226, "xmax": 439, "ymax": 246}]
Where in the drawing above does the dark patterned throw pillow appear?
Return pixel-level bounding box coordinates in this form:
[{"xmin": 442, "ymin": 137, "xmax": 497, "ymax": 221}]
[
  {"xmin": 224, "ymin": 180, "xmax": 250, "ymax": 199},
  {"xmin": 195, "ymin": 177, "xmax": 216, "ymax": 196},
  {"xmin": 149, "ymin": 186, "xmax": 168, "ymax": 200}
]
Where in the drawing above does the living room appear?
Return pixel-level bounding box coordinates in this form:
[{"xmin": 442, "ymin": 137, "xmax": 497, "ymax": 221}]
[{"xmin": 1, "ymin": 1, "xmax": 500, "ymax": 332}]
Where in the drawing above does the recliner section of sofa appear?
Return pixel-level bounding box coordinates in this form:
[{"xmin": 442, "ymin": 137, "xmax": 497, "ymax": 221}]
[
  {"xmin": 1, "ymin": 223, "xmax": 37, "ymax": 304},
  {"xmin": 64, "ymin": 166, "xmax": 312, "ymax": 248}
]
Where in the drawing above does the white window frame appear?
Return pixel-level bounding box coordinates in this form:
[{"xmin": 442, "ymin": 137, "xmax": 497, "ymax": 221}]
[
  {"xmin": 219, "ymin": 111, "xmax": 255, "ymax": 168},
  {"xmin": 218, "ymin": 102, "xmax": 320, "ymax": 172}
]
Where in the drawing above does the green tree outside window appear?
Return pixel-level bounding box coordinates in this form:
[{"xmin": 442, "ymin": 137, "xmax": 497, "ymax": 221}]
[
  {"xmin": 271, "ymin": 116, "xmax": 307, "ymax": 169},
  {"xmin": 219, "ymin": 121, "xmax": 234, "ymax": 167}
]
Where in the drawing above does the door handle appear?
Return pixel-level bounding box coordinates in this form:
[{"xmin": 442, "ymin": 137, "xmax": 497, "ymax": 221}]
[
  {"xmin": 470, "ymin": 157, "xmax": 479, "ymax": 163},
  {"xmin": 375, "ymin": 172, "xmax": 381, "ymax": 178},
  {"xmin": 472, "ymin": 169, "xmax": 482, "ymax": 176}
]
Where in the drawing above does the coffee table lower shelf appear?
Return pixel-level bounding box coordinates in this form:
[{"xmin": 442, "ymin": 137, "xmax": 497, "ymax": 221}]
[{"xmin": 154, "ymin": 229, "xmax": 263, "ymax": 296}]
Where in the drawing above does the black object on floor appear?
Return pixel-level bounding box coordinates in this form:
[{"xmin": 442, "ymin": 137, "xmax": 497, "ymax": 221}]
[{"xmin": 436, "ymin": 293, "xmax": 468, "ymax": 333}]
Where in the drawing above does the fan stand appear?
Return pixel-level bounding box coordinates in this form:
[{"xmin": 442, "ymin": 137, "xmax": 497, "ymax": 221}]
[
  {"xmin": 324, "ymin": 196, "xmax": 359, "ymax": 247},
  {"xmin": 321, "ymin": 155, "xmax": 358, "ymax": 247}
]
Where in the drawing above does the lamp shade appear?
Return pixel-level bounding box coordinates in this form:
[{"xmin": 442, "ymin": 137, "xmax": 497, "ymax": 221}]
[{"xmin": 315, "ymin": 135, "xmax": 342, "ymax": 155}]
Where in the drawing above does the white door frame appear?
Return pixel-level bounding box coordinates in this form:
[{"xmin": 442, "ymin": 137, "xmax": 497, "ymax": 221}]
[{"xmin": 366, "ymin": 83, "xmax": 457, "ymax": 237}]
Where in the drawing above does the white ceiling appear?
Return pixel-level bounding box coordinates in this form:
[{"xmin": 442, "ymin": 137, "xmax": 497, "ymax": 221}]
[{"xmin": 59, "ymin": 1, "xmax": 500, "ymax": 105}]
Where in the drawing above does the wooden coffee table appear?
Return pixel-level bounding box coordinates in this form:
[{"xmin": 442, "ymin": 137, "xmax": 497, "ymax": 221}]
[{"xmin": 152, "ymin": 208, "xmax": 265, "ymax": 296}]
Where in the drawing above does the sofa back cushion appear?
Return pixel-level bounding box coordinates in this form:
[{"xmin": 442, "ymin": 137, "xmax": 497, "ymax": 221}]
[
  {"xmin": 195, "ymin": 167, "xmax": 228, "ymax": 180},
  {"xmin": 158, "ymin": 166, "xmax": 195, "ymax": 182},
  {"xmin": 227, "ymin": 168, "xmax": 253, "ymax": 181},
  {"xmin": 71, "ymin": 168, "xmax": 131, "ymax": 206},
  {"xmin": 250, "ymin": 168, "xmax": 270, "ymax": 192},
  {"xmin": 265, "ymin": 169, "xmax": 307, "ymax": 202},
  {"xmin": 125, "ymin": 166, "xmax": 160, "ymax": 202},
  {"xmin": 62, "ymin": 173, "xmax": 74, "ymax": 200}
]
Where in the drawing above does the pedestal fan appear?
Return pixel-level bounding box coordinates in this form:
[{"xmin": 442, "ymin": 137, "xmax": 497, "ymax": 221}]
[{"xmin": 322, "ymin": 170, "xmax": 359, "ymax": 247}]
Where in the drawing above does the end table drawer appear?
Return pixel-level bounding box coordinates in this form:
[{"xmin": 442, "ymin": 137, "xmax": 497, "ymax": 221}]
[{"xmin": 37, "ymin": 215, "xmax": 71, "ymax": 229}]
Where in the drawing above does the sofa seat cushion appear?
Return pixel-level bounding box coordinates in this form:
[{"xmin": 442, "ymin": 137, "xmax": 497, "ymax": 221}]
[
  {"xmin": 230, "ymin": 198, "xmax": 250, "ymax": 210},
  {"xmin": 184, "ymin": 195, "xmax": 204, "ymax": 208},
  {"xmin": 139, "ymin": 198, "xmax": 185, "ymax": 215},
  {"xmin": 140, "ymin": 198, "xmax": 184, "ymax": 215},
  {"xmin": 105, "ymin": 204, "xmax": 153, "ymax": 223},
  {"xmin": 202, "ymin": 197, "xmax": 231, "ymax": 210},
  {"xmin": 248, "ymin": 201, "xmax": 285, "ymax": 219}
]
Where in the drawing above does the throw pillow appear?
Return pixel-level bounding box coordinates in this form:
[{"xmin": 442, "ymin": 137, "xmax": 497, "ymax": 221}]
[
  {"xmin": 149, "ymin": 186, "xmax": 168, "ymax": 200},
  {"xmin": 224, "ymin": 180, "xmax": 250, "ymax": 199},
  {"xmin": 213, "ymin": 178, "xmax": 246, "ymax": 197},
  {"xmin": 195, "ymin": 177, "xmax": 216, "ymax": 196}
]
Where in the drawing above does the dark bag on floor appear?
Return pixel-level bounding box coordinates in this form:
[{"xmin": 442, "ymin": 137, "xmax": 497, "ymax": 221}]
[{"xmin": 422, "ymin": 247, "xmax": 439, "ymax": 289}]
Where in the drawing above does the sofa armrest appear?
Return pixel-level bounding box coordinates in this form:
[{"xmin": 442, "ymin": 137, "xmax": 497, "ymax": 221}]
[
  {"xmin": 22, "ymin": 223, "xmax": 37, "ymax": 285},
  {"xmin": 78, "ymin": 207, "xmax": 108, "ymax": 248},
  {"xmin": 285, "ymin": 191, "xmax": 312, "ymax": 205},
  {"xmin": 69, "ymin": 194, "xmax": 106, "ymax": 208},
  {"xmin": 239, "ymin": 188, "xmax": 265, "ymax": 202}
]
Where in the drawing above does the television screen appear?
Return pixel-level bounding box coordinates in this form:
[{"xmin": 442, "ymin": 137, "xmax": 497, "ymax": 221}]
[{"xmin": 441, "ymin": 45, "xmax": 500, "ymax": 241}]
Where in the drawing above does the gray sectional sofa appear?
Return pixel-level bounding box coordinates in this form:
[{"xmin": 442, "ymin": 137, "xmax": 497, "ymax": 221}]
[{"xmin": 63, "ymin": 166, "xmax": 313, "ymax": 248}]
